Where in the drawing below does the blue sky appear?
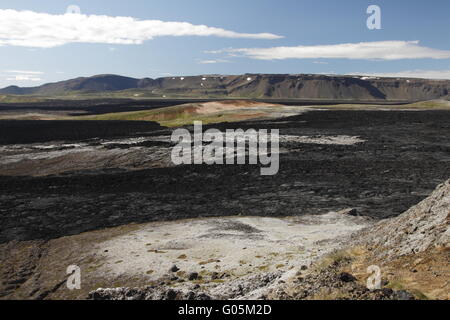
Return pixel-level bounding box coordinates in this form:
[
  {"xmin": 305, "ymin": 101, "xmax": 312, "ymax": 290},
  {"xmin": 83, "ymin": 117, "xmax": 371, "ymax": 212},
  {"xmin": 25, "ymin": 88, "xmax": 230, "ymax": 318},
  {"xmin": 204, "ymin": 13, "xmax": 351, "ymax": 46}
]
[{"xmin": 0, "ymin": 0, "xmax": 450, "ymax": 87}]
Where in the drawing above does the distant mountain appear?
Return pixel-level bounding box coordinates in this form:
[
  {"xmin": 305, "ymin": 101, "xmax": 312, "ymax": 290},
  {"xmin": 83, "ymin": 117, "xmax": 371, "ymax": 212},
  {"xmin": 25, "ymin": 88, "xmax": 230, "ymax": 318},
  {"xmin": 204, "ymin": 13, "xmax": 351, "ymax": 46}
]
[
  {"xmin": 0, "ymin": 75, "xmax": 140, "ymax": 95},
  {"xmin": 0, "ymin": 85, "xmax": 26, "ymax": 95},
  {"xmin": 1, "ymin": 73, "xmax": 449, "ymax": 101}
]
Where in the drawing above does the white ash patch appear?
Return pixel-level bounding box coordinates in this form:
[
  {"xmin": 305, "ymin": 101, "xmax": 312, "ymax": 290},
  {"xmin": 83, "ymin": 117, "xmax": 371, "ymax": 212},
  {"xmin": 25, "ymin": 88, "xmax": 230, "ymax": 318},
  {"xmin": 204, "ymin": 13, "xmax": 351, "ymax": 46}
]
[{"xmin": 90, "ymin": 213, "xmax": 371, "ymax": 295}]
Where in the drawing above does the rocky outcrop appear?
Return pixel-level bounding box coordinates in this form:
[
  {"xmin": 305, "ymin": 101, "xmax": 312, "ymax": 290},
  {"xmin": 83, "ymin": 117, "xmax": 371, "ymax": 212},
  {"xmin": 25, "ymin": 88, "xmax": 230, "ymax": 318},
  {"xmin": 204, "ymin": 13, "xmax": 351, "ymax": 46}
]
[
  {"xmin": 264, "ymin": 258, "xmax": 416, "ymax": 300},
  {"xmin": 264, "ymin": 180, "xmax": 450, "ymax": 301},
  {"xmin": 356, "ymin": 179, "xmax": 450, "ymax": 259},
  {"xmin": 89, "ymin": 287, "xmax": 212, "ymax": 300}
]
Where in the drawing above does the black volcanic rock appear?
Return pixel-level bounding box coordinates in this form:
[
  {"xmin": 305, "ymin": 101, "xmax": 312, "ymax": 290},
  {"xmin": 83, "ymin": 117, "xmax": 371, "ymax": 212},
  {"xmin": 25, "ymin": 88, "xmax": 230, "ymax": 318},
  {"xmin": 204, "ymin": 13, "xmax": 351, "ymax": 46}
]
[{"xmin": 0, "ymin": 120, "xmax": 166, "ymax": 144}]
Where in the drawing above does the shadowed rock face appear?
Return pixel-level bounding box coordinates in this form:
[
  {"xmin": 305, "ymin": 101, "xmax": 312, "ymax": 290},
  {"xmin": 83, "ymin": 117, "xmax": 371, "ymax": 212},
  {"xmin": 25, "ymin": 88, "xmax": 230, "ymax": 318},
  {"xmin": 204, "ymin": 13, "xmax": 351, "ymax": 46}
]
[{"xmin": 1, "ymin": 74, "xmax": 449, "ymax": 101}]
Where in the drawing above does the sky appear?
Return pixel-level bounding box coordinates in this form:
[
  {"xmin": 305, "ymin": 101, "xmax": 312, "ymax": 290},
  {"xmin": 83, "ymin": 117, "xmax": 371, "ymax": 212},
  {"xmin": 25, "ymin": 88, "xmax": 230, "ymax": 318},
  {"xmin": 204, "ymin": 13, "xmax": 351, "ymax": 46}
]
[{"xmin": 0, "ymin": 0, "xmax": 450, "ymax": 88}]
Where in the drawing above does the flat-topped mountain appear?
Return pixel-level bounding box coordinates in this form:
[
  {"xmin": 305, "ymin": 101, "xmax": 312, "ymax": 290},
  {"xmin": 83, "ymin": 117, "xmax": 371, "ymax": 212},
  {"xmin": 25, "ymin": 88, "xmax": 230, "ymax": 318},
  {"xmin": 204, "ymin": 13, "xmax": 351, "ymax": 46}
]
[{"xmin": 1, "ymin": 73, "xmax": 449, "ymax": 101}]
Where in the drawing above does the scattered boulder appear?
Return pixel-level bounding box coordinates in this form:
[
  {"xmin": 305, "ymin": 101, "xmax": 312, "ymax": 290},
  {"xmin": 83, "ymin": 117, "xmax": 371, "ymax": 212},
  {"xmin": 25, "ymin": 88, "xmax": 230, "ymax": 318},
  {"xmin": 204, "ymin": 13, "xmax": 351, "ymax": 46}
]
[
  {"xmin": 166, "ymin": 289, "xmax": 177, "ymax": 300},
  {"xmin": 169, "ymin": 265, "xmax": 180, "ymax": 273},
  {"xmin": 394, "ymin": 290, "xmax": 416, "ymax": 300},
  {"xmin": 339, "ymin": 272, "xmax": 357, "ymax": 283},
  {"xmin": 88, "ymin": 287, "xmax": 212, "ymax": 300},
  {"xmin": 337, "ymin": 208, "xmax": 358, "ymax": 216},
  {"xmin": 211, "ymin": 272, "xmax": 219, "ymax": 280},
  {"xmin": 188, "ymin": 272, "xmax": 199, "ymax": 281}
]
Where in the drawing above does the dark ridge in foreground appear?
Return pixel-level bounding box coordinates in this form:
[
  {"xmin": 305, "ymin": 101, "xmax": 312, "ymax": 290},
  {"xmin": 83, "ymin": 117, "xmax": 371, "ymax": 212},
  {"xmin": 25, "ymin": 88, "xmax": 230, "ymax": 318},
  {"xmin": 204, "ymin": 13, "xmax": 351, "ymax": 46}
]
[{"xmin": 0, "ymin": 120, "xmax": 166, "ymax": 144}]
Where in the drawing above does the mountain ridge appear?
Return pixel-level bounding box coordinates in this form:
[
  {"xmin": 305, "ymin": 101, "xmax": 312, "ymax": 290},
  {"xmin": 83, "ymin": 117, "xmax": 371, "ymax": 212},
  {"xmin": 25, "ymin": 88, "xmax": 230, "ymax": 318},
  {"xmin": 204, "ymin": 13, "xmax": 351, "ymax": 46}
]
[{"xmin": 1, "ymin": 73, "xmax": 449, "ymax": 101}]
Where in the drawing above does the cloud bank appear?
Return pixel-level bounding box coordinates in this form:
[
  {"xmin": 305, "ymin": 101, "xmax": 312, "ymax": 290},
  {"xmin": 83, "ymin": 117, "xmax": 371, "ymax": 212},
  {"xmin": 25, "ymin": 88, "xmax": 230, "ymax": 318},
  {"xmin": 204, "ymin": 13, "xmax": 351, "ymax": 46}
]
[
  {"xmin": 0, "ymin": 9, "xmax": 282, "ymax": 48},
  {"xmin": 2, "ymin": 70, "xmax": 43, "ymax": 82},
  {"xmin": 351, "ymin": 69, "xmax": 450, "ymax": 80},
  {"xmin": 220, "ymin": 41, "xmax": 450, "ymax": 60},
  {"xmin": 198, "ymin": 59, "xmax": 230, "ymax": 64}
]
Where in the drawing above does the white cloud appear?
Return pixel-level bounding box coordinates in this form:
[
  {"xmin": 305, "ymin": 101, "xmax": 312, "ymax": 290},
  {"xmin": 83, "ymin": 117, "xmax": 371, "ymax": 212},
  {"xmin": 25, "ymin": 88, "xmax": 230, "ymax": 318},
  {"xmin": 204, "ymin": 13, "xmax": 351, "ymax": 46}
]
[
  {"xmin": 0, "ymin": 9, "xmax": 282, "ymax": 48},
  {"xmin": 5, "ymin": 70, "xmax": 44, "ymax": 75},
  {"xmin": 3, "ymin": 70, "xmax": 44, "ymax": 82},
  {"xmin": 218, "ymin": 41, "xmax": 450, "ymax": 60},
  {"xmin": 350, "ymin": 69, "xmax": 450, "ymax": 80},
  {"xmin": 6, "ymin": 75, "xmax": 42, "ymax": 82},
  {"xmin": 199, "ymin": 59, "xmax": 230, "ymax": 64},
  {"xmin": 204, "ymin": 48, "xmax": 234, "ymax": 54}
]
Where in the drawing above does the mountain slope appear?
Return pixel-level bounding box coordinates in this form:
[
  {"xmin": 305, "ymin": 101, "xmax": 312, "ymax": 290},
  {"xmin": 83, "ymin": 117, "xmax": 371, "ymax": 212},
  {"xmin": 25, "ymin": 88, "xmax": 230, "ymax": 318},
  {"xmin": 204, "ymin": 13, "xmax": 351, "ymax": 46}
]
[
  {"xmin": 1, "ymin": 74, "xmax": 449, "ymax": 101},
  {"xmin": 1, "ymin": 75, "xmax": 140, "ymax": 95}
]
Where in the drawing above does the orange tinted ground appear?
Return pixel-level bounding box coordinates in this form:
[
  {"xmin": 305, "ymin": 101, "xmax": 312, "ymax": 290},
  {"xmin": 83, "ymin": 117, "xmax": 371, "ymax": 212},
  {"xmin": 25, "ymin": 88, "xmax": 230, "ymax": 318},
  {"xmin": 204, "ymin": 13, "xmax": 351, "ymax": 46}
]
[{"xmin": 346, "ymin": 247, "xmax": 449, "ymax": 300}]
